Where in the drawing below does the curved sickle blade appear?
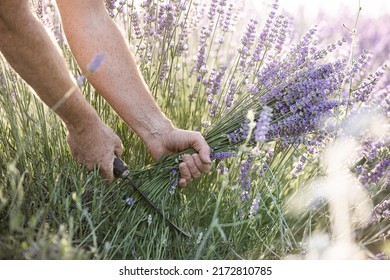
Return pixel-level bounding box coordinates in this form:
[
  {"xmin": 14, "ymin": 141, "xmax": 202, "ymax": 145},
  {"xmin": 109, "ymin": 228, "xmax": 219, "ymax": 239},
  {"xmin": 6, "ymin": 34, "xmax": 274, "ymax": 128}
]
[{"xmin": 113, "ymin": 157, "xmax": 190, "ymax": 238}]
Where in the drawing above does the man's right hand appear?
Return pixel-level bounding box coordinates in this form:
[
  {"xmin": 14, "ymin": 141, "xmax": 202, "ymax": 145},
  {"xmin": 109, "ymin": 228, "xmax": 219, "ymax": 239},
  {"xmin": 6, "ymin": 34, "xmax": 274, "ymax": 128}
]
[{"xmin": 66, "ymin": 120, "xmax": 123, "ymax": 183}]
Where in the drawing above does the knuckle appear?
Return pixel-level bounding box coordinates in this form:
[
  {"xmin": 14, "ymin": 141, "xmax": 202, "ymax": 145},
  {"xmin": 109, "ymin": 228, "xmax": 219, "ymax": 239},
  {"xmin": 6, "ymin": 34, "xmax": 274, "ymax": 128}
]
[
  {"xmin": 194, "ymin": 131, "xmax": 202, "ymax": 138},
  {"xmin": 192, "ymin": 153, "xmax": 200, "ymax": 161},
  {"xmin": 179, "ymin": 164, "xmax": 191, "ymax": 179},
  {"xmin": 181, "ymin": 154, "xmax": 192, "ymax": 162}
]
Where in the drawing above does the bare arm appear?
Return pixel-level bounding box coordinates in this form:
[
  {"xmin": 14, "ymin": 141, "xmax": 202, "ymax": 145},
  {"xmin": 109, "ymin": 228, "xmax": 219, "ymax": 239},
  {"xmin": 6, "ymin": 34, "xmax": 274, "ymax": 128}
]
[
  {"xmin": 56, "ymin": 0, "xmax": 211, "ymax": 186},
  {"xmin": 0, "ymin": 0, "xmax": 122, "ymax": 181}
]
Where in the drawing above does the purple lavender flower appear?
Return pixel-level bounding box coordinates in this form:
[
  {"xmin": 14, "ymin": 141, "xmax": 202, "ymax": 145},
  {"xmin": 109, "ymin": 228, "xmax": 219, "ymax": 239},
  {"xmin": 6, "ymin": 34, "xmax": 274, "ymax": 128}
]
[
  {"xmin": 249, "ymin": 192, "xmax": 262, "ymax": 219},
  {"xmin": 251, "ymin": 3, "xmax": 278, "ymax": 63},
  {"xmin": 140, "ymin": 0, "xmax": 157, "ymax": 36},
  {"xmin": 76, "ymin": 75, "xmax": 85, "ymax": 86},
  {"xmin": 239, "ymin": 155, "xmax": 254, "ymax": 201},
  {"xmin": 209, "ymin": 99, "xmax": 219, "ymax": 118},
  {"xmin": 159, "ymin": 61, "xmax": 170, "ymax": 81},
  {"xmin": 274, "ymin": 15, "xmax": 289, "ymax": 53},
  {"xmin": 228, "ymin": 122, "xmax": 250, "ymax": 144},
  {"xmin": 238, "ymin": 19, "xmax": 258, "ymax": 69},
  {"xmin": 36, "ymin": 0, "xmax": 43, "ymax": 19},
  {"xmin": 131, "ymin": 11, "xmax": 143, "ymax": 39},
  {"xmin": 375, "ymin": 252, "xmax": 389, "ymax": 260},
  {"xmin": 195, "ymin": 27, "xmax": 209, "ymax": 80},
  {"xmin": 224, "ymin": 77, "xmax": 236, "ymax": 109},
  {"xmin": 211, "ymin": 150, "xmax": 236, "ymax": 161},
  {"xmin": 290, "ymin": 26, "xmax": 319, "ymax": 64},
  {"xmin": 125, "ymin": 197, "xmax": 135, "ymax": 206},
  {"xmin": 169, "ymin": 169, "xmax": 179, "ymax": 194},
  {"xmin": 105, "ymin": 0, "xmax": 117, "ymax": 18},
  {"xmin": 254, "ymin": 106, "xmax": 272, "ymax": 143},
  {"xmin": 206, "ymin": 65, "xmax": 227, "ymax": 96},
  {"xmin": 162, "ymin": 3, "xmax": 176, "ymax": 35},
  {"xmin": 217, "ymin": 162, "xmax": 229, "ymax": 175},
  {"xmin": 87, "ymin": 52, "xmax": 106, "ymax": 72},
  {"xmin": 358, "ymin": 156, "xmax": 390, "ymax": 189},
  {"xmin": 218, "ymin": 0, "xmax": 227, "ymax": 11},
  {"xmin": 369, "ymin": 200, "xmax": 390, "ymax": 224},
  {"xmin": 177, "ymin": 22, "xmax": 189, "ymax": 57},
  {"xmin": 293, "ymin": 154, "xmax": 308, "ymax": 178},
  {"xmin": 156, "ymin": 4, "xmax": 166, "ymax": 37},
  {"xmin": 370, "ymin": 86, "xmax": 390, "ymax": 118},
  {"xmin": 353, "ymin": 64, "xmax": 386, "ymax": 103},
  {"xmin": 220, "ymin": 3, "xmax": 233, "ymax": 32},
  {"xmin": 208, "ymin": 0, "xmax": 218, "ymax": 21},
  {"xmin": 259, "ymin": 59, "xmax": 345, "ymax": 144}
]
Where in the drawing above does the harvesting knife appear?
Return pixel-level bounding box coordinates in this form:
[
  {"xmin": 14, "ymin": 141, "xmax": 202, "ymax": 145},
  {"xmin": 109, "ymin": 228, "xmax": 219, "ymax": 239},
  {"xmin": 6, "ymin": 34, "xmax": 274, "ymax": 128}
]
[{"xmin": 113, "ymin": 157, "xmax": 190, "ymax": 238}]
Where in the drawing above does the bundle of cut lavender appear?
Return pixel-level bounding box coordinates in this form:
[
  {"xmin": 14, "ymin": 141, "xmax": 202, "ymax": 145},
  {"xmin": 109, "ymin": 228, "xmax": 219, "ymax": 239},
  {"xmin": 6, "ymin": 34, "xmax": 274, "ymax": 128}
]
[{"xmin": 128, "ymin": 46, "xmax": 347, "ymax": 218}]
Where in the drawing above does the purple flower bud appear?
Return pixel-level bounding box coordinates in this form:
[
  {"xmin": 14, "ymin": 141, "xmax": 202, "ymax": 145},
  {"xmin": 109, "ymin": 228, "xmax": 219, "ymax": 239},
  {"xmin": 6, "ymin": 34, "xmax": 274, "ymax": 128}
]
[
  {"xmin": 87, "ymin": 52, "xmax": 106, "ymax": 72},
  {"xmin": 255, "ymin": 106, "xmax": 272, "ymax": 143},
  {"xmin": 125, "ymin": 197, "xmax": 135, "ymax": 206},
  {"xmin": 169, "ymin": 169, "xmax": 179, "ymax": 194},
  {"xmin": 211, "ymin": 151, "xmax": 236, "ymax": 161},
  {"xmin": 239, "ymin": 155, "xmax": 254, "ymax": 201},
  {"xmin": 249, "ymin": 192, "xmax": 262, "ymax": 218}
]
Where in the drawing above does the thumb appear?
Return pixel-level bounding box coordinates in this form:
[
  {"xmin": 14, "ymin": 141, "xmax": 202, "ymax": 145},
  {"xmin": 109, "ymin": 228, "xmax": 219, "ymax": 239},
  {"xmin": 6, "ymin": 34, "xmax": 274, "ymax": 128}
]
[
  {"xmin": 100, "ymin": 157, "xmax": 115, "ymax": 183},
  {"xmin": 191, "ymin": 133, "xmax": 211, "ymax": 164},
  {"xmin": 115, "ymin": 140, "xmax": 123, "ymax": 157}
]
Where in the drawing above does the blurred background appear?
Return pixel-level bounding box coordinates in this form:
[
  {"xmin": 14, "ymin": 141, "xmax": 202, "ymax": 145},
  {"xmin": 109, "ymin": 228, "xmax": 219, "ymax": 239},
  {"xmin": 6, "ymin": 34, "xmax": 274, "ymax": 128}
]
[
  {"xmin": 248, "ymin": 0, "xmax": 390, "ymax": 69},
  {"xmin": 252, "ymin": 0, "xmax": 390, "ymax": 20}
]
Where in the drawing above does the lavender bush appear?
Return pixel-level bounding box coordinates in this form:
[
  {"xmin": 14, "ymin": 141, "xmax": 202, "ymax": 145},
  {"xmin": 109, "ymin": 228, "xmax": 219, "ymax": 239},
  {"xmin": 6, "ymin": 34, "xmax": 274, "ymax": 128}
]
[{"xmin": 0, "ymin": 0, "xmax": 388, "ymax": 260}]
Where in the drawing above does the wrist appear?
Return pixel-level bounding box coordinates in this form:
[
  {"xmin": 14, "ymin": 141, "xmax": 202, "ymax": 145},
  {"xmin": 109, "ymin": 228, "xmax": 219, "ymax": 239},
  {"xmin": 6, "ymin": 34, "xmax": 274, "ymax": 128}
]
[
  {"xmin": 142, "ymin": 118, "xmax": 174, "ymax": 146},
  {"xmin": 142, "ymin": 119, "xmax": 176, "ymax": 161},
  {"xmin": 64, "ymin": 107, "xmax": 102, "ymax": 134}
]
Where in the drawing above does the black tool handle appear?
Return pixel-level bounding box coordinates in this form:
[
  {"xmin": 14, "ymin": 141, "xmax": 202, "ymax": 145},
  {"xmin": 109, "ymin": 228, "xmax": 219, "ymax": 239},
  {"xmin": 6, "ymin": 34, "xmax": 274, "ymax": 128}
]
[{"xmin": 113, "ymin": 157, "xmax": 130, "ymax": 178}]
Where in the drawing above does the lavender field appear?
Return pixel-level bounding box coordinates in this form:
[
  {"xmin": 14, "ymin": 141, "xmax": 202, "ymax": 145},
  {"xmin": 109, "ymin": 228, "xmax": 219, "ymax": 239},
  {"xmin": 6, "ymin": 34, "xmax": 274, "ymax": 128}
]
[{"xmin": 0, "ymin": 0, "xmax": 389, "ymax": 260}]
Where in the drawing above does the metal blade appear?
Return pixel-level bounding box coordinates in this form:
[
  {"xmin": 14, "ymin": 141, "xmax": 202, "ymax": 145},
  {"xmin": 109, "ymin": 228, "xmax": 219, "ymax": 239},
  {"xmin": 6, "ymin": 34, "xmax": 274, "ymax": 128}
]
[{"xmin": 113, "ymin": 157, "xmax": 190, "ymax": 238}]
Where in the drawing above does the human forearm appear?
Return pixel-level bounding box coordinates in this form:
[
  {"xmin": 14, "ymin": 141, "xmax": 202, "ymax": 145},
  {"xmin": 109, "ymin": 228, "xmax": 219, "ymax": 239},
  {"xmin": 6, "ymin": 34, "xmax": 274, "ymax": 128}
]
[
  {"xmin": 0, "ymin": 2, "xmax": 100, "ymax": 132},
  {"xmin": 56, "ymin": 0, "xmax": 211, "ymax": 186},
  {"xmin": 0, "ymin": 1, "xmax": 123, "ymax": 181},
  {"xmin": 56, "ymin": 0, "xmax": 174, "ymax": 152}
]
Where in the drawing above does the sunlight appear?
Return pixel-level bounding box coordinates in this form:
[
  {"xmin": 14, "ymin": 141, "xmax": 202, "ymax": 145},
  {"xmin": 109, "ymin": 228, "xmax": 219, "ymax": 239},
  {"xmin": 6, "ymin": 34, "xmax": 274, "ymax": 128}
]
[{"xmin": 250, "ymin": 0, "xmax": 390, "ymax": 20}]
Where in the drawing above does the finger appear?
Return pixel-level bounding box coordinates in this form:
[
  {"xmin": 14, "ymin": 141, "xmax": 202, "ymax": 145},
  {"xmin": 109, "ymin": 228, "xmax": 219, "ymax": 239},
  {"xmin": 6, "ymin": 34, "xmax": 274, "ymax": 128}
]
[
  {"xmin": 114, "ymin": 139, "xmax": 123, "ymax": 157},
  {"xmin": 191, "ymin": 133, "xmax": 211, "ymax": 164},
  {"xmin": 179, "ymin": 178, "xmax": 187, "ymax": 188},
  {"xmin": 99, "ymin": 157, "xmax": 115, "ymax": 183},
  {"xmin": 192, "ymin": 153, "xmax": 211, "ymax": 173},
  {"xmin": 179, "ymin": 161, "xmax": 192, "ymax": 181},
  {"xmin": 83, "ymin": 160, "xmax": 95, "ymax": 171},
  {"xmin": 182, "ymin": 154, "xmax": 201, "ymax": 179},
  {"xmin": 99, "ymin": 154, "xmax": 115, "ymax": 183}
]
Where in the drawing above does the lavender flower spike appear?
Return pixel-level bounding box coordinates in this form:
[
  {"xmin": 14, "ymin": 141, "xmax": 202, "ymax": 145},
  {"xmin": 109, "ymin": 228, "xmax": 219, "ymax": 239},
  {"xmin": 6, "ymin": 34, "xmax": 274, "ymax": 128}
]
[
  {"xmin": 249, "ymin": 192, "xmax": 262, "ymax": 219},
  {"xmin": 239, "ymin": 155, "xmax": 254, "ymax": 201},
  {"xmin": 87, "ymin": 52, "xmax": 106, "ymax": 72},
  {"xmin": 255, "ymin": 106, "xmax": 272, "ymax": 143}
]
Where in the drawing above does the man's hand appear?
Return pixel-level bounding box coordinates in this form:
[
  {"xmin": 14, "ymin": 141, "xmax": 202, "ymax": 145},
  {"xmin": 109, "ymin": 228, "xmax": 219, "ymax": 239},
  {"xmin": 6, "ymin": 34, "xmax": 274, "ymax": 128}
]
[
  {"xmin": 66, "ymin": 120, "xmax": 123, "ymax": 183},
  {"xmin": 147, "ymin": 128, "xmax": 212, "ymax": 187}
]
